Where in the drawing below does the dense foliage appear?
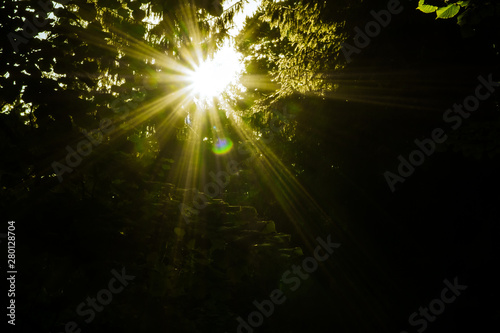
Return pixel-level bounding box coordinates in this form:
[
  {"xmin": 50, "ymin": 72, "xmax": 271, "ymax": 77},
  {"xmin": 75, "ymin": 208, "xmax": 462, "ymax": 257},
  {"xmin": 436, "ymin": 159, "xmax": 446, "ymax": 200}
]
[{"xmin": 2, "ymin": 0, "xmax": 500, "ymax": 332}]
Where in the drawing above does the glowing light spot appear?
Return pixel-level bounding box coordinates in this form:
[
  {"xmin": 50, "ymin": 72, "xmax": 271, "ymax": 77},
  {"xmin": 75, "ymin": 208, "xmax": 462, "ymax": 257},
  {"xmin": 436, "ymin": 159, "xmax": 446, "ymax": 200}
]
[
  {"xmin": 212, "ymin": 137, "xmax": 233, "ymax": 154},
  {"xmin": 188, "ymin": 41, "xmax": 243, "ymax": 101}
]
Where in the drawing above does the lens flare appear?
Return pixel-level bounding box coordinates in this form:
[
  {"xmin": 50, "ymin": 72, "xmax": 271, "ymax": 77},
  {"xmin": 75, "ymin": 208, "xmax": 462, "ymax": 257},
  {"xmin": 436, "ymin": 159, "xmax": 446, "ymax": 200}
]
[{"xmin": 212, "ymin": 137, "xmax": 233, "ymax": 154}]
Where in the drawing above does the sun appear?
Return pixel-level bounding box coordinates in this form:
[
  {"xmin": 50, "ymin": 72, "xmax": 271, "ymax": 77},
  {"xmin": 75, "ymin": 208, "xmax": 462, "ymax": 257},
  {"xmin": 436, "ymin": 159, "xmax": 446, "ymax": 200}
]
[{"xmin": 188, "ymin": 42, "xmax": 243, "ymax": 101}]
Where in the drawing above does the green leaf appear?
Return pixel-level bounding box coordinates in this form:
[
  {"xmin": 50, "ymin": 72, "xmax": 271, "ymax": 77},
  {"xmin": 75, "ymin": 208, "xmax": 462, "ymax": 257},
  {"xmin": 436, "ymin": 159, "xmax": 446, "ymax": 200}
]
[
  {"xmin": 293, "ymin": 247, "xmax": 303, "ymax": 256},
  {"xmin": 436, "ymin": 4, "xmax": 461, "ymax": 19},
  {"xmin": 417, "ymin": 0, "xmax": 438, "ymax": 13},
  {"xmin": 457, "ymin": 8, "xmax": 470, "ymax": 26},
  {"xmin": 262, "ymin": 221, "xmax": 276, "ymax": 234}
]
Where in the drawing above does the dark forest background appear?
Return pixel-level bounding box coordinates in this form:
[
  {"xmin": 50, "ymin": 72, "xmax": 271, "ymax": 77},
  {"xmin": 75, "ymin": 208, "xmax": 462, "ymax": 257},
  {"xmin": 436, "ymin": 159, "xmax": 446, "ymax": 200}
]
[{"xmin": 1, "ymin": 0, "xmax": 499, "ymax": 332}]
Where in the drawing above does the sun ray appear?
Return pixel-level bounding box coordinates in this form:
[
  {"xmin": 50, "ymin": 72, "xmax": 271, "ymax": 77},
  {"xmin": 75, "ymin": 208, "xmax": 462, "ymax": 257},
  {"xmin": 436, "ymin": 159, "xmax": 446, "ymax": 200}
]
[{"xmin": 75, "ymin": 0, "xmax": 337, "ymax": 252}]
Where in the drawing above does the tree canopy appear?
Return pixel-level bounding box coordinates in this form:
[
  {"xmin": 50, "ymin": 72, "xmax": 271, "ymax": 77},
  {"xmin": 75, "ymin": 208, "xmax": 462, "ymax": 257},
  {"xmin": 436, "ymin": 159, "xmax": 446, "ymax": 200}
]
[{"xmin": 2, "ymin": 0, "xmax": 500, "ymax": 332}]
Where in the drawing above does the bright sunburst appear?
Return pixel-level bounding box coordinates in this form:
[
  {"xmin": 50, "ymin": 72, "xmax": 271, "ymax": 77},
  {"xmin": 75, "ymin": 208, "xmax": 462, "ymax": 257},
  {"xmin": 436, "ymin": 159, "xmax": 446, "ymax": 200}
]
[{"xmin": 188, "ymin": 41, "xmax": 243, "ymax": 101}]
